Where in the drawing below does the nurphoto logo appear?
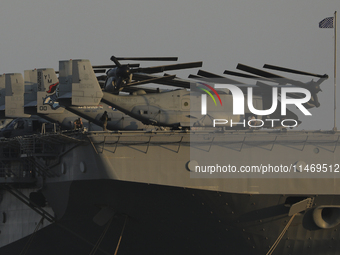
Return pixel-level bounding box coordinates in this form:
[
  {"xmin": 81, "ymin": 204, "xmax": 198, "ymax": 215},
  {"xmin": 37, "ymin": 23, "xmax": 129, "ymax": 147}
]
[{"xmin": 200, "ymin": 84, "xmax": 312, "ymax": 128}]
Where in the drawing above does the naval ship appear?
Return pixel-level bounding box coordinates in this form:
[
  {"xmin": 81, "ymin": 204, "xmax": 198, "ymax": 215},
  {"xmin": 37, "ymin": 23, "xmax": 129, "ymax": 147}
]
[
  {"xmin": 0, "ymin": 58, "xmax": 339, "ymax": 255},
  {"xmin": 1, "ymin": 129, "xmax": 340, "ymax": 255}
]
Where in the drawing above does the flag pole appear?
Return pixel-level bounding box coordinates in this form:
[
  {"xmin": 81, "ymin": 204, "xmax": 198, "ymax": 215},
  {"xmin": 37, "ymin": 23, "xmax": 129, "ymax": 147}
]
[{"xmin": 334, "ymin": 11, "xmax": 337, "ymax": 131}]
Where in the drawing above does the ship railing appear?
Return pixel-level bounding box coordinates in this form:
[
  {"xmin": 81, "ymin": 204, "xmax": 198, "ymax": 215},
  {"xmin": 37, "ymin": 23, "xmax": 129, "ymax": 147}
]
[
  {"xmin": 0, "ymin": 158, "xmax": 36, "ymax": 185},
  {"xmin": 40, "ymin": 122, "xmax": 57, "ymax": 134},
  {"xmin": 85, "ymin": 129, "xmax": 340, "ymax": 154},
  {"xmin": 15, "ymin": 136, "xmax": 56, "ymax": 157}
]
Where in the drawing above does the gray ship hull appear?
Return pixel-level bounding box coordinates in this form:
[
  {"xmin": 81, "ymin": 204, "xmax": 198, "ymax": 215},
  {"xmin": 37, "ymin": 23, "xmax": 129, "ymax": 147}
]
[
  {"xmin": 1, "ymin": 130, "xmax": 340, "ymax": 254},
  {"xmin": 2, "ymin": 179, "xmax": 340, "ymax": 254}
]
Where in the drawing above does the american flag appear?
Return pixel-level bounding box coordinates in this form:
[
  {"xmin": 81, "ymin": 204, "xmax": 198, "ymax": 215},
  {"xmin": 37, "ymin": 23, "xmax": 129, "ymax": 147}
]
[{"xmin": 319, "ymin": 17, "xmax": 334, "ymax": 28}]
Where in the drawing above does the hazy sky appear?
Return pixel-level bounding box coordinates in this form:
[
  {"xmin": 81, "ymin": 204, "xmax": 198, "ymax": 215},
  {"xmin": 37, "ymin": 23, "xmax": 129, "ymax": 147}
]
[{"xmin": 0, "ymin": 0, "xmax": 339, "ymax": 130}]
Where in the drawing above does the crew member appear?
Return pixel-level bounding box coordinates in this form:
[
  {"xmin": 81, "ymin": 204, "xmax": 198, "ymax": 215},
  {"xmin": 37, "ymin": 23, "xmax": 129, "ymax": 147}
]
[
  {"xmin": 74, "ymin": 118, "xmax": 83, "ymax": 130},
  {"xmin": 100, "ymin": 111, "xmax": 108, "ymax": 131}
]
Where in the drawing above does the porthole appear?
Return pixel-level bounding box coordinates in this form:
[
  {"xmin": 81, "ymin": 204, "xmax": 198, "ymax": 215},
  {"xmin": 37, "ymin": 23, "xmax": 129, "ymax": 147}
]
[
  {"xmin": 186, "ymin": 160, "xmax": 198, "ymax": 172},
  {"xmin": 61, "ymin": 163, "xmax": 66, "ymax": 174},
  {"xmin": 80, "ymin": 161, "xmax": 86, "ymax": 173}
]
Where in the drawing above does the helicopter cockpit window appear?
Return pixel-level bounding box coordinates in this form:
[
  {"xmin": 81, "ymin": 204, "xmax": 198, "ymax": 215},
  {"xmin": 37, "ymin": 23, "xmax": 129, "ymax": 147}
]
[
  {"xmin": 6, "ymin": 120, "xmax": 16, "ymax": 129},
  {"xmin": 16, "ymin": 121, "xmax": 25, "ymax": 129}
]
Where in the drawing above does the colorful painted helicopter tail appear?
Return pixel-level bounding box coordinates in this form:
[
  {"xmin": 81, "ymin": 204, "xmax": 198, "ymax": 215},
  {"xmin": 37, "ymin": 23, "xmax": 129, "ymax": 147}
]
[
  {"xmin": 58, "ymin": 59, "xmax": 103, "ymax": 106},
  {"xmin": 35, "ymin": 68, "xmax": 65, "ymax": 114}
]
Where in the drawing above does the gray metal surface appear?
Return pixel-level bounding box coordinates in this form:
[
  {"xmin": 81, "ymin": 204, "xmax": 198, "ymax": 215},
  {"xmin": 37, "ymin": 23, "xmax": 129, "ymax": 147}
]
[
  {"xmin": 1, "ymin": 127, "xmax": 340, "ymax": 254},
  {"xmin": 41, "ymin": 130, "xmax": 340, "ymax": 194}
]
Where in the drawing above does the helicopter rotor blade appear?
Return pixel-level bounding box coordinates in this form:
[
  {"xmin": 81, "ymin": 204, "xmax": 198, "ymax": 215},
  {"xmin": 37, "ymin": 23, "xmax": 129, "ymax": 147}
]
[
  {"xmin": 263, "ymin": 64, "xmax": 328, "ymax": 79},
  {"xmin": 260, "ymin": 64, "xmax": 327, "ymax": 102},
  {"xmin": 197, "ymin": 69, "xmax": 225, "ymax": 78},
  {"xmin": 188, "ymin": 74, "xmax": 227, "ymax": 85},
  {"xmin": 96, "ymin": 75, "xmax": 107, "ymax": 81},
  {"xmin": 133, "ymin": 73, "xmax": 192, "ymax": 88},
  {"xmin": 236, "ymin": 63, "xmax": 309, "ymax": 88},
  {"xmin": 134, "ymin": 61, "xmax": 203, "ymax": 74},
  {"xmin": 126, "ymin": 75, "xmax": 176, "ymax": 87},
  {"xmin": 223, "ymin": 70, "xmax": 275, "ymax": 82},
  {"xmin": 197, "ymin": 70, "xmax": 244, "ymax": 84},
  {"xmin": 116, "ymin": 57, "xmax": 178, "ymax": 61},
  {"xmin": 121, "ymin": 86, "xmax": 161, "ymax": 94},
  {"xmin": 92, "ymin": 64, "xmax": 140, "ymax": 69},
  {"xmin": 188, "ymin": 74, "xmax": 206, "ymax": 80},
  {"xmin": 237, "ymin": 63, "xmax": 287, "ymax": 80},
  {"xmin": 93, "ymin": 69, "xmax": 107, "ymax": 73}
]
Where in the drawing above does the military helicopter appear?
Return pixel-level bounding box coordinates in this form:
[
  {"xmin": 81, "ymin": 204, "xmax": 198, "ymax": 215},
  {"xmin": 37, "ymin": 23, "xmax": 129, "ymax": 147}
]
[
  {"xmin": 0, "ymin": 72, "xmax": 59, "ymax": 137},
  {"xmin": 0, "ymin": 117, "xmax": 54, "ymax": 138},
  {"xmin": 23, "ymin": 67, "xmax": 150, "ymax": 131},
  {"xmin": 96, "ymin": 55, "xmax": 202, "ymax": 94},
  {"xmin": 20, "ymin": 57, "xmax": 202, "ymax": 131},
  {"xmin": 53, "ymin": 58, "xmax": 201, "ymax": 128},
  {"xmin": 185, "ymin": 64, "xmax": 328, "ymax": 128},
  {"xmin": 189, "ymin": 63, "xmax": 327, "ymax": 109},
  {"xmin": 0, "ymin": 70, "xmax": 78, "ymax": 131},
  {"xmin": 60, "ymin": 57, "xmax": 327, "ymax": 130}
]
